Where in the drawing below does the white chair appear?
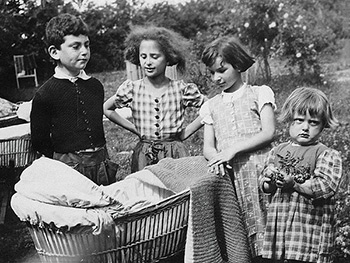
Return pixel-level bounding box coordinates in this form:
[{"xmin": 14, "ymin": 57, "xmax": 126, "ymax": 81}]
[{"xmin": 13, "ymin": 54, "xmax": 39, "ymax": 89}]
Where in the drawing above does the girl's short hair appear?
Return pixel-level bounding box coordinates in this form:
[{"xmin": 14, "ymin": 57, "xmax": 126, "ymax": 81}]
[
  {"xmin": 45, "ymin": 13, "xmax": 89, "ymax": 49},
  {"xmin": 278, "ymin": 87, "xmax": 339, "ymax": 129},
  {"xmin": 124, "ymin": 25, "xmax": 190, "ymax": 74},
  {"xmin": 201, "ymin": 36, "xmax": 255, "ymax": 72}
]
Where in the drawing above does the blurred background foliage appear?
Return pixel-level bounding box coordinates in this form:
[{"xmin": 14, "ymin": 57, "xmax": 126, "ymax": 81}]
[{"xmin": 0, "ymin": 0, "xmax": 350, "ymax": 98}]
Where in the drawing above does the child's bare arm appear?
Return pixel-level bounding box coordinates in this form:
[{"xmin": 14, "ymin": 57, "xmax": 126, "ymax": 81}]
[
  {"xmin": 203, "ymin": 124, "xmax": 219, "ymax": 159},
  {"xmin": 203, "ymin": 124, "xmax": 227, "ymax": 176},
  {"xmin": 180, "ymin": 115, "xmax": 203, "ymax": 140},
  {"xmin": 292, "ymin": 180, "xmax": 314, "ymax": 197},
  {"xmin": 103, "ymin": 96, "xmax": 140, "ymax": 137},
  {"xmin": 234, "ymin": 103, "xmax": 275, "ymax": 153},
  {"xmin": 275, "ymin": 171, "xmax": 315, "ymax": 197}
]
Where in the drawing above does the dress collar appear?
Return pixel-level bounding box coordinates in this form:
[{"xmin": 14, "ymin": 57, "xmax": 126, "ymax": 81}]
[
  {"xmin": 53, "ymin": 67, "xmax": 91, "ymax": 83},
  {"xmin": 221, "ymin": 83, "xmax": 247, "ymax": 102},
  {"xmin": 289, "ymin": 140, "xmax": 319, "ymax": 147}
]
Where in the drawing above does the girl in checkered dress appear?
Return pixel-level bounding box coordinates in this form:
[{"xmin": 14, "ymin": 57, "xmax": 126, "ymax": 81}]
[
  {"xmin": 104, "ymin": 26, "xmax": 206, "ymax": 172},
  {"xmin": 200, "ymin": 36, "xmax": 276, "ymax": 261},
  {"xmin": 260, "ymin": 87, "xmax": 342, "ymax": 263}
]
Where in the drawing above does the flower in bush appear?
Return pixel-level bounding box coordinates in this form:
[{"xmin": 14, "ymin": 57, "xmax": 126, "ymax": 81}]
[
  {"xmin": 335, "ymin": 195, "xmax": 350, "ymax": 259},
  {"xmin": 269, "ymin": 21, "xmax": 276, "ymax": 28}
]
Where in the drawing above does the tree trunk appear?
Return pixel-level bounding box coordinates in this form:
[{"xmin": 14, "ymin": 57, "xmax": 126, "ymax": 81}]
[{"xmin": 247, "ymin": 56, "xmax": 271, "ymax": 85}]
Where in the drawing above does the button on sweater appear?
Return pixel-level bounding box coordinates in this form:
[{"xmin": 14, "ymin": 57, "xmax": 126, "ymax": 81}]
[{"xmin": 30, "ymin": 77, "xmax": 106, "ymax": 158}]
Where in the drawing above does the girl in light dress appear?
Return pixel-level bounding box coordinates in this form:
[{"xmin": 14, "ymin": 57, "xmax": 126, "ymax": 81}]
[
  {"xmin": 104, "ymin": 26, "xmax": 206, "ymax": 173},
  {"xmin": 200, "ymin": 36, "xmax": 276, "ymax": 262}
]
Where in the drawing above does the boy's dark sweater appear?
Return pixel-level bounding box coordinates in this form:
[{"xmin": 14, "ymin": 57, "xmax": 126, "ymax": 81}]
[{"xmin": 30, "ymin": 77, "xmax": 106, "ymax": 158}]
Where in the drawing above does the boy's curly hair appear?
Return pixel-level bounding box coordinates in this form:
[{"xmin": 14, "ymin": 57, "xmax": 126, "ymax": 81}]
[
  {"xmin": 124, "ymin": 25, "xmax": 190, "ymax": 74},
  {"xmin": 45, "ymin": 13, "xmax": 89, "ymax": 49}
]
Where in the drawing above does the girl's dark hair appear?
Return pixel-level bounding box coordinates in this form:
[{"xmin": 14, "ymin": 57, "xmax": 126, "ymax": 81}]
[
  {"xmin": 124, "ymin": 25, "xmax": 190, "ymax": 74},
  {"xmin": 201, "ymin": 36, "xmax": 254, "ymax": 72},
  {"xmin": 279, "ymin": 87, "xmax": 339, "ymax": 129},
  {"xmin": 45, "ymin": 13, "xmax": 89, "ymax": 49}
]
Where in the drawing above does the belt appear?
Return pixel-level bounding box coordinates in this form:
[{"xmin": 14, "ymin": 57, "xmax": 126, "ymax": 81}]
[
  {"xmin": 140, "ymin": 133, "xmax": 182, "ymax": 143},
  {"xmin": 76, "ymin": 146, "xmax": 104, "ymax": 154}
]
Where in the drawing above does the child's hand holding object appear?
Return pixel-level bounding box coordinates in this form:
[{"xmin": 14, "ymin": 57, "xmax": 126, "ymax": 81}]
[
  {"xmin": 262, "ymin": 164, "xmax": 295, "ymax": 192},
  {"xmin": 275, "ymin": 171, "xmax": 295, "ymax": 190}
]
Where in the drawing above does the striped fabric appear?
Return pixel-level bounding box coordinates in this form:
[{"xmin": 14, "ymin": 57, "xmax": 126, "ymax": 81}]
[
  {"xmin": 261, "ymin": 142, "xmax": 342, "ymax": 263},
  {"xmin": 114, "ymin": 79, "xmax": 205, "ymax": 140},
  {"xmin": 146, "ymin": 156, "xmax": 251, "ymax": 263}
]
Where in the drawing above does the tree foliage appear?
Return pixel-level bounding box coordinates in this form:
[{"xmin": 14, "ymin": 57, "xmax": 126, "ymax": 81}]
[
  {"xmin": 189, "ymin": 0, "xmax": 345, "ymax": 83},
  {"xmin": 0, "ymin": 0, "xmax": 348, "ymax": 90}
]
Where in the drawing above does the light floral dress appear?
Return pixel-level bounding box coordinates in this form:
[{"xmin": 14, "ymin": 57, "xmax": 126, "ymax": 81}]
[{"xmin": 200, "ymin": 83, "xmax": 276, "ymax": 257}]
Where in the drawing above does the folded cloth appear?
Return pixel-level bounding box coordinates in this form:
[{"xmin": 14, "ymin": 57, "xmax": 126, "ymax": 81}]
[
  {"xmin": 0, "ymin": 97, "xmax": 17, "ymax": 118},
  {"xmin": 16, "ymin": 100, "xmax": 32, "ymax": 122},
  {"xmin": 145, "ymin": 156, "xmax": 252, "ymax": 263},
  {"xmin": 0, "ymin": 123, "xmax": 30, "ymax": 139},
  {"xmin": 15, "ymin": 157, "xmax": 116, "ymax": 208},
  {"xmin": 11, "ymin": 193, "xmax": 114, "ymax": 234},
  {"xmin": 12, "ymin": 158, "xmax": 175, "ymax": 234},
  {"xmin": 100, "ymin": 170, "xmax": 174, "ymax": 215}
]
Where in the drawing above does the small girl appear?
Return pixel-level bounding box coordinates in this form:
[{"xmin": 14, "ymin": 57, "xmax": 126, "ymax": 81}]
[
  {"xmin": 260, "ymin": 87, "xmax": 342, "ymax": 263},
  {"xmin": 200, "ymin": 36, "xmax": 276, "ymax": 261},
  {"xmin": 104, "ymin": 26, "xmax": 206, "ymax": 172}
]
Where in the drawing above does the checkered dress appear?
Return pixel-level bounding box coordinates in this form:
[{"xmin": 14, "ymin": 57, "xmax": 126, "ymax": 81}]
[
  {"xmin": 114, "ymin": 79, "xmax": 205, "ymax": 140},
  {"xmin": 260, "ymin": 142, "xmax": 343, "ymax": 263},
  {"xmin": 203, "ymin": 84, "xmax": 276, "ymax": 258},
  {"xmin": 114, "ymin": 78, "xmax": 205, "ymax": 172}
]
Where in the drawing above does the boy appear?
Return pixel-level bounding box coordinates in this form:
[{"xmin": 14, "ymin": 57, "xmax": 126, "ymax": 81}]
[{"xmin": 30, "ymin": 13, "xmax": 115, "ymax": 184}]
